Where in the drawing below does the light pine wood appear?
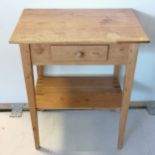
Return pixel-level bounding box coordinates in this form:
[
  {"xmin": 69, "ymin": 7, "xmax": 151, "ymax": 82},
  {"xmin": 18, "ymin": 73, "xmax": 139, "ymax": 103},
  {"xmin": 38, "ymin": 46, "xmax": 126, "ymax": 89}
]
[
  {"xmin": 36, "ymin": 76, "xmax": 122, "ymax": 109},
  {"xmin": 37, "ymin": 66, "xmax": 43, "ymax": 79},
  {"xmin": 20, "ymin": 44, "xmax": 40, "ymax": 149},
  {"xmin": 31, "ymin": 44, "xmax": 108, "ymax": 64},
  {"xmin": 30, "ymin": 44, "xmax": 130, "ymax": 65},
  {"xmin": 113, "ymin": 44, "xmax": 130, "ymax": 79},
  {"xmin": 51, "ymin": 45, "xmax": 108, "ymax": 61},
  {"xmin": 10, "ymin": 9, "xmax": 150, "ymax": 149},
  {"xmin": 10, "ymin": 9, "xmax": 149, "ymax": 44},
  {"xmin": 118, "ymin": 44, "xmax": 139, "ymax": 149},
  {"xmin": 109, "ymin": 44, "xmax": 130, "ymax": 63},
  {"xmin": 114, "ymin": 65, "xmax": 121, "ymax": 78}
]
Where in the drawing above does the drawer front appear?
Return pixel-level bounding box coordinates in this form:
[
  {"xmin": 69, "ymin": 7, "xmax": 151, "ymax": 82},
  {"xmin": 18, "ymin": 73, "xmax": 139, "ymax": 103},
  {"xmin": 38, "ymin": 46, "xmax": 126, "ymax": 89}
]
[
  {"xmin": 51, "ymin": 46, "xmax": 108, "ymax": 61},
  {"xmin": 31, "ymin": 44, "xmax": 108, "ymax": 64}
]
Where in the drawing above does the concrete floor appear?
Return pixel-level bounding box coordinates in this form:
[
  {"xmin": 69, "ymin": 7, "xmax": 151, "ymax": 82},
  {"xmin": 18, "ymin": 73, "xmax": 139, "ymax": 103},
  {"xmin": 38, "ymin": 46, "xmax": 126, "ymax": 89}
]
[{"xmin": 0, "ymin": 109, "xmax": 154, "ymax": 155}]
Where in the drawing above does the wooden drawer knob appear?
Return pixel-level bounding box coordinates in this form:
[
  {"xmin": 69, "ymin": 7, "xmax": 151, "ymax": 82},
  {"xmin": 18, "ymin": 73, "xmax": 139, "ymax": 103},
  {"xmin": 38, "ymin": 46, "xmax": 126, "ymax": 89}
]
[{"xmin": 75, "ymin": 51, "xmax": 85, "ymax": 58}]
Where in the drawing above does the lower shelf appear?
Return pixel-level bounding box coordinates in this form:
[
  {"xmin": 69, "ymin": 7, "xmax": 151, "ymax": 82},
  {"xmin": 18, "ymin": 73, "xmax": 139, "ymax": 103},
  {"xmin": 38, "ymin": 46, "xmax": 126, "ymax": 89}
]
[{"xmin": 35, "ymin": 76, "xmax": 122, "ymax": 109}]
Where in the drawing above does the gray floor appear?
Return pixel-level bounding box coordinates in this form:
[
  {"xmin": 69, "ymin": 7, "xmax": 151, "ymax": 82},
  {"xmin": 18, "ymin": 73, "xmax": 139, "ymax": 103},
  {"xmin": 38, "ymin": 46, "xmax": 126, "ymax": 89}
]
[{"xmin": 0, "ymin": 109, "xmax": 154, "ymax": 155}]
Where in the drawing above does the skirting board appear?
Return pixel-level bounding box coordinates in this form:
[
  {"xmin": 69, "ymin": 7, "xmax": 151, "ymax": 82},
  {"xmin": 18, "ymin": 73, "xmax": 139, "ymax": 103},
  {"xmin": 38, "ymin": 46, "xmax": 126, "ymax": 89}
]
[{"xmin": 0, "ymin": 101, "xmax": 154, "ymax": 110}]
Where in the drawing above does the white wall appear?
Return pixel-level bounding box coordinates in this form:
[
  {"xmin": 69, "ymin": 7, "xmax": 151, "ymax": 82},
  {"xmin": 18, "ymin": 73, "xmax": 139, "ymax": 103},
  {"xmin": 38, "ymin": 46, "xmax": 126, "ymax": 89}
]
[{"xmin": 0, "ymin": 0, "xmax": 155, "ymax": 103}]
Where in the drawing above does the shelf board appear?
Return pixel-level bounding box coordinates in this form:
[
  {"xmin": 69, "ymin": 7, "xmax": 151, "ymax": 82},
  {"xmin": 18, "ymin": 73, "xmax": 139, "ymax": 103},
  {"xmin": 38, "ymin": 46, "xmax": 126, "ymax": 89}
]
[{"xmin": 35, "ymin": 76, "xmax": 122, "ymax": 109}]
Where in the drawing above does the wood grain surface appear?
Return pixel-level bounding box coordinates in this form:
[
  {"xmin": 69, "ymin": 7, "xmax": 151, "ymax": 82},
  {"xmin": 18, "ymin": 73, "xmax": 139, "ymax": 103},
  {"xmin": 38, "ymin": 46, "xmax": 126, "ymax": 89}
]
[
  {"xmin": 10, "ymin": 9, "xmax": 149, "ymax": 44},
  {"xmin": 36, "ymin": 76, "xmax": 122, "ymax": 109}
]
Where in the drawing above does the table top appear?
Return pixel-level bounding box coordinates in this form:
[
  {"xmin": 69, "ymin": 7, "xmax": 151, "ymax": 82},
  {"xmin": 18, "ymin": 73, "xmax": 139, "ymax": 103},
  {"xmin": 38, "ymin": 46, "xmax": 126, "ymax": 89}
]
[{"xmin": 10, "ymin": 9, "xmax": 149, "ymax": 44}]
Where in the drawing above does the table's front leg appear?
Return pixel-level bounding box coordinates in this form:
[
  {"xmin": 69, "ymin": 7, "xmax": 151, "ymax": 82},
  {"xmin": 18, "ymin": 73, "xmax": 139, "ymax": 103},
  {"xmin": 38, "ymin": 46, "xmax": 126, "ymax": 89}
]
[
  {"xmin": 20, "ymin": 44, "xmax": 40, "ymax": 149},
  {"xmin": 118, "ymin": 44, "xmax": 139, "ymax": 149}
]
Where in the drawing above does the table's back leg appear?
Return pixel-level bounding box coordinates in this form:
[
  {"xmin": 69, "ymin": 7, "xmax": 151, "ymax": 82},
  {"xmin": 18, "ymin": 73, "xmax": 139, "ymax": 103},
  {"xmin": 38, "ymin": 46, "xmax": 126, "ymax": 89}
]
[
  {"xmin": 20, "ymin": 44, "xmax": 40, "ymax": 149},
  {"xmin": 118, "ymin": 44, "xmax": 139, "ymax": 149},
  {"xmin": 114, "ymin": 65, "xmax": 121, "ymax": 78},
  {"xmin": 37, "ymin": 66, "xmax": 44, "ymax": 79}
]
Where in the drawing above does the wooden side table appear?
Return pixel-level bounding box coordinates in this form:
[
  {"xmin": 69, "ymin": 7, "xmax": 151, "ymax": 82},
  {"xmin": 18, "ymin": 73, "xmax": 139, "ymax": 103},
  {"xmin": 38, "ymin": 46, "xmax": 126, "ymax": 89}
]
[{"xmin": 10, "ymin": 9, "xmax": 149, "ymax": 149}]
